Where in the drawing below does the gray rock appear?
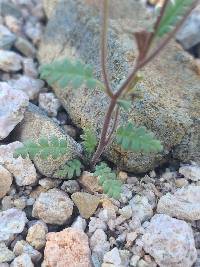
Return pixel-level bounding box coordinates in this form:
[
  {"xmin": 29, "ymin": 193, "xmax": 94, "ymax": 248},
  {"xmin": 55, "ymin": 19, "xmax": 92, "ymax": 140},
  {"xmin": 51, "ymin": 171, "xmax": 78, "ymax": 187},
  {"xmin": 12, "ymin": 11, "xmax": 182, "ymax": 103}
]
[
  {"xmin": 10, "ymin": 254, "xmax": 34, "ymax": 267},
  {"xmin": 0, "ymin": 208, "xmax": 27, "ymax": 242},
  {"xmin": 0, "ymin": 82, "xmax": 29, "ymax": 140},
  {"xmin": 16, "ymin": 103, "xmax": 83, "ymax": 178},
  {"xmin": 157, "ymin": 185, "xmax": 200, "ymax": 221},
  {"xmin": 142, "ymin": 214, "xmax": 197, "ymax": 267},
  {"xmin": 61, "ymin": 180, "xmax": 80, "ymax": 194},
  {"xmin": 0, "ymin": 50, "xmax": 22, "ymax": 72},
  {"xmin": 15, "ymin": 37, "xmax": 36, "ymax": 57},
  {"xmin": 130, "ymin": 195, "xmax": 153, "ymax": 223},
  {"xmin": 0, "ymin": 25, "xmax": 16, "ymax": 50},
  {"xmin": 0, "ymin": 1, "xmax": 22, "ymax": 19},
  {"xmin": 179, "ymin": 164, "xmax": 200, "ymax": 181},
  {"xmin": 177, "ymin": 5, "xmax": 200, "ymax": 49},
  {"xmin": 38, "ymin": 0, "xmax": 200, "ymax": 173},
  {"xmin": 32, "ymin": 188, "xmax": 73, "ymax": 225},
  {"xmin": 22, "ymin": 58, "xmax": 38, "ymax": 78},
  {"xmin": 103, "ymin": 248, "xmax": 121, "ymax": 266},
  {"xmin": 0, "ymin": 243, "xmax": 15, "ymax": 263},
  {"xmin": 71, "ymin": 216, "xmax": 87, "ymax": 231},
  {"xmin": 39, "ymin": 92, "xmax": 61, "ymax": 117}
]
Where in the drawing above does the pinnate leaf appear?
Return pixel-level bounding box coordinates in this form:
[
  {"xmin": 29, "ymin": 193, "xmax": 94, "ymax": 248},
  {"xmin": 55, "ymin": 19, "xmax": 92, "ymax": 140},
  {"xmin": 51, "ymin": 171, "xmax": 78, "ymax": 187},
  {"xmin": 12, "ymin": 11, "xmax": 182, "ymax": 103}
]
[
  {"xmin": 54, "ymin": 159, "xmax": 83, "ymax": 179},
  {"xmin": 81, "ymin": 128, "xmax": 98, "ymax": 154}
]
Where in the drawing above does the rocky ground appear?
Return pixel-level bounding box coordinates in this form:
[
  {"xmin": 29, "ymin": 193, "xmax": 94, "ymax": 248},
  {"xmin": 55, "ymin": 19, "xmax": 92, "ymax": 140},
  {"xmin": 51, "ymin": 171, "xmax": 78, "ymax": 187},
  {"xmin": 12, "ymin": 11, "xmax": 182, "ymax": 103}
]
[{"xmin": 0, "ymin": 0, "xmax": 200, "ymax": 267}]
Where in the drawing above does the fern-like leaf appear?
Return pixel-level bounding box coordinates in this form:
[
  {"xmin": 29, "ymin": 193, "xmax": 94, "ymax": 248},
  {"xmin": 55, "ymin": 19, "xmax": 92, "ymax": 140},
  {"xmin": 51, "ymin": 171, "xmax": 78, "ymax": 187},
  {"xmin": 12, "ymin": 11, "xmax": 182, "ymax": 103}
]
[
  {"xmin": 14, "ymin": 136, "xmax": 68, "ymax": 160},
  {"xmin": 116, "ymin": 123, "xmax": 163, "ymax": 153},
  {"xmin": 54, "ymin": 159, "xmax": 83, "ymax": 179},
  {"xmin": 39, "ymin": 58, "xmax": 103, "ymax": 90},
  {"xmin": 81, "ymin": 128, "xmax": 98, "ymax": 154},
  {"xmin": 94, "ymin": 163, "xmax": 122, "ymax": 199},
  {"xmin": 156, "ymin": 0, "xmax": 194, "ymax": 37}
]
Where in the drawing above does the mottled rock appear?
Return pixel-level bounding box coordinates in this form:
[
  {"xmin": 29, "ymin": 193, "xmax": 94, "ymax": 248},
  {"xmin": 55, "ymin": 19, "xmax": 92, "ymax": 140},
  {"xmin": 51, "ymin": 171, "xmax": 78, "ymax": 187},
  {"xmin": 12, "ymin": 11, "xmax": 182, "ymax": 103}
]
[
  {"xmin": 0, "ymin": 243, "xmax": 15, "ymax": 263},
  {"xmin": 13, "ymin": 240, "xmax": 42, "ymax": 263},
  {"xmin": 103, "ymin": 248, "xmax": 121, "ymax": 266},
  {"xmin": 16, "ymin": 103, "xmax": 82, "ymax": 177},
  {"xmin": 39, "ymin": 178, "xmax": 61, "ymax": 190},
  {"xmin": 130, "ymin": 195, "xmax": 153, "ymax": 223},
  {"xmin": 44, "ymin": 228, "xmax": 92, "ymax": 267},
  {"xmin": 142, "ymin": 214, "xmax": 197, "ymax": 267},
  {"xmin": 26, "ymin": 221, "xmax": 48, "ymax": 250},
  {"xmin": 24, "ymin": 19, "xmax": 42, "ymax": 45},
  {"xmin": 0, "ymin": 50, "xmax": 22, "ymax": 72},
  {"xmin": 157, "ymin": 185, "xmax": 200, "ymax": 221},
  {"xmin": 79, "ymin": 171, "xmax": 102, "ymax": 193},
  {"xmin": 0, "ymin": 208, "xmax": 27, "ymax": 242},
  {"xmin": 0, "ymin": 83, "xmax": 29, "ymax": 140},
  {"xmin": 32, "ymin": 188, "xmax": 73, "ymax": 225},
  {"xmin": 0, "ymin": 142, "xmax": 37, "ymax": 186},
  {"xmin": 71, "ymin": 216, "xmax": 87, "ymax": 231},
  {"xmin": 39, "ymin": 0, "xmax": 200, "ymax": 172},
  {"xmin": 89, "ymin": 217, "xmax": 107, "ymax": 233},
  {"xmin": 72, "ymin": 192, "xmax": 100, "ymax": 219},
  {"xmin": 177, "ymin": 5, "xmax": 200, "ymax": 49},
  {"xmin": 0, "ymin": 166, "xmax": 12, "ymax": 199},
  {"xmin": 8, "ymin": 76, "xmax": 44, "ymax": 100},
  {"xmin": 61, "ymin": 180, "xmax": 80, "ymax": 194},
  {"xmin": 0, "ymin": 25, "xmax": 16, "ymax": 50},
  {"xmin": 15, "ymin": 37, "xmax": 36, "ymax": 57},
  {"xmin": 22, "ymin": 58, "xmax": 38, "ymax": 78},
  {"xmin": 90, "ymin": 229, "xmax": 110, "ymax": 260},
  {"xmin": 39, "ymin": 92, "xmax": 61, "ymax": 117},
  {"xmin": 179, "ymin": 164, "xmax": 200, "ymax": 181},
  {"xmin": 10, "ymin": 254, "xmax": 34, "ymax": 267}
]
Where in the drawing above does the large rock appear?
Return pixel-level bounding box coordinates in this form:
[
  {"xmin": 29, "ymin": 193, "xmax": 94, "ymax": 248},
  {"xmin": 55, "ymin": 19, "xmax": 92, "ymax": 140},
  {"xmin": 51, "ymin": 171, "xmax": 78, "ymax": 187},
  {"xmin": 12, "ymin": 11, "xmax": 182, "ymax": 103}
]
[
  {"xmin": 0, "ymin": 165, "xmax": 12, "ymax": 199},
  {"xmin": 39, "ymin": 0, "xmax": 200, "ymax": 173},
  {"xmin": 15, "ymin": 103, "xmax": 82, "ymax": 177},
  {"xmin": 142, "ymin": 214, "xmax": 197, "ymax": 267}
]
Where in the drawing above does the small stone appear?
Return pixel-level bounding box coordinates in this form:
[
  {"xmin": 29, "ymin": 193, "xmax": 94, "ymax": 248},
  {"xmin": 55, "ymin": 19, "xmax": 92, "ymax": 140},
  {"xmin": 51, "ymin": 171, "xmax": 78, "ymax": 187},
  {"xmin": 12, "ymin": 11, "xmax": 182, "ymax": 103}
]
[
  {"xmin": 0, "ymin": 50, "xmax": 22, "ymax": 72},
  {"xmin": 0, "ymin": 25, "xmax": 16, "ymax": 50},
  {"xmin": 119, "ymin": 205, "xmax": 132, "ymax": 220},
  {"xmin": 90, "ymin": 229, "xmax": 110, "ymax": 260},
  {"xmin": 1, "ymin": 196, "xmax": 13, "ymax": 211},
  {"xmin": 22, "ymin": 58, "xmax": 38, "ymax": 78},
  {"xmin": 71, "ymin": 216, "xmax": 87, "ymax": 231},
  {"xmin": 10, "ymin": 254, "xmax": 34, "ymax": 267},
  {"xmin": 32, "ymin": 189, "xmax": 73, "ymax": 225},
  {"xmin": 130, "ymin": 255, "xmax": 140, "ymax": 267},
  {"xmin": 8, "ymin": 76, "xmax": 44, "ymax": 100},
  {"xmin": 0, "ymin": 243, "xmax": 15, "ymax": 263},
  {"xmin": 61, "ymin": 180, "xmax": 80, "ymax": 194},
  {"xmin": 157, "ymin": 185, "xmax": 200, "ymax": 221},
  {"xmin": 44, "ymin": 228, "xmax": 92, "ymax": 267},
  {"xmin": 79, "ymin": 171, "xmax": 102, "ymax": 193},
  {"xmin": 0, "ymin": 83, "xmax": 29, "ymax": 140},
  {"xmin": 0, "ymin": 208, "xmax": 27, "ymax": 242},
  {"xmin": 4, "ymin": 16, "xmax": 22, "ymax": 34},
  {"xmin": 103, "ymin": 248, "xmax": 121, "ymax": 266},
  {"xmin": 175, "ymin": 178, "xmax": 188, "ymax": 188},
  {"xmin": 137, "ymin": 259, "xmax": 150, "ymax": 267},
  {"xmin": 0, "ymin": 166, "xmax": 12, "ymax": 199},
  {"xmin": 39, "ymin": 178, "xmax": 61, "ymax": 190},
  {"xmin": 15, "ymin": 37, "xmax": 36, "ymax": 57},
  {"xmin": 118, "ymin": 171, "xmax": 128, "ymax": 182},
  {"xmin": 130, "ymin": 195, "xmax": 153, "ymax": 223},
  {"xmin": 179, "ymin": 164, "xmax": 200, "ymax": 181},
  {"xmin": 26, "ymin": 221, "xmax": 48, "ymax": 250},
  {"xmin": 13, "ymin": 240, "xmax": 42, "ymax": 263},
  {"xmin": 13, "ymin": 198, "xmax": 26, "ymax": 210},
  {"xmin": 72, "ymin": 192, "xmax": 100, "ymax": 219},
  {"xmin": 89, "ymin": 217, "xmax": 107, "ymax": 233},
  {"xmin": 0, "ymin": 142, "xmax": 37, "ymax": 186},
  {"xmin": 24, "ymin": 19, "xmax": 42, "ymax": 45},
  {"xmin": 126, "ymin": 232, "xmax": 138, "ymax": 247},
  {"xmin": 142, "ymin": 214, "xmax": 197, "ymax": 267},
  {"xmin": 39, "ymin": 92, "xmax": 61, "ymax": 117}
]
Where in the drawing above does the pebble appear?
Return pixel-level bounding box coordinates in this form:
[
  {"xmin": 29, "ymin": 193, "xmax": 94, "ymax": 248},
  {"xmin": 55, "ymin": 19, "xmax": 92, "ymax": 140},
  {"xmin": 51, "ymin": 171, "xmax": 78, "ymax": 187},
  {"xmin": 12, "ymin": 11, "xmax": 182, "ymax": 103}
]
[
  {"xmin": 71, "ymin": 216, "xmax": 87, "ymax": 231},
  {"xmin": 4, "ymin": 15, "xmax": 22, "ymax": 34},
  {"xmin": 39, "ymin": 178, "xmax": 61, "ymax": 190},
  {"xmin": 24, "ymin": 19, "xmax": 42, "ymax": 45},
  {"xmin": 0, "ymin": 243, "xmax": 15, "ymax": 263},
  {"xmin": 10, "ymin": 254, "xmax": 34, "ymax": 267},
  {"xmin": 179, "ymin": 164, "xmax": 200, "ymax": 181},
  {"xmin": 103, "ymin": 248, "xmax": 121, "ymax": 266},
  {"xmin": 0, "ymin": 50, "xmax": 22, "ymax": 72},
  {"xmin": 26, "ymin": 221, "xmax": 48, "ymax": 250},
  {"xmin": 22, "ymin": 58, "xmax": 38, "ymax": 78},
  {"xmin": 39, "ymin": 92, "xmax": 61, "ymax": 117},
  {"xmin": 130, "ymin": 255, "xmax": 140, "ymax": 267},
  {"xmin": 88, "ymin": 217, "xmax": 107, "ymax": 233},
  {"xmin": 32, "ymin": 188, "xmax": 73, "ymax": 225},
  {"xmin": 157, "ymin": 185, "xmax": 200, "ymax": 221},
  {"xmin": 44, "ymin": 228, "xmax": 92, "ymax": 267},
  {"xmin": 61, "ymin": 180, "xmax": 80, "ymax": 194},
  {"xmin": 0, "ymin": 142, "xmax": 37, "ymax": 186},
  {"xmin": 79, "ymin": 171, "xmax": 102, "ymax": 193},
  {"xmin": 0, "ymin": 83, "xmax": 29, "ymax": 140},
  {"xmin": 0, "ymin": 208, "xmax": 27, "ymax": 242},
  {"xmin": 142, "ymin": 214, "xmax": 197, "ymax": 267},
  {"xmin": 90, "ymin": 229, "xmax": 110, "ymax": 261},
  {"xmin": 15, "ymin": 37, "xmax": 36, "ymax": 57},
  {"xmin": 72, "ymin": 192, "xmax": 100, "ymax": 219},
  {"xmin": 130, "ymin": 195, "xmax": 153, "ymax": 223},
  {"xmin": 0, "ymin": 25, "xmax": 16, "ymax": 50},
  {"xmin": 0, "ymin": 165, "xmax": 12, "ymax": 199}
]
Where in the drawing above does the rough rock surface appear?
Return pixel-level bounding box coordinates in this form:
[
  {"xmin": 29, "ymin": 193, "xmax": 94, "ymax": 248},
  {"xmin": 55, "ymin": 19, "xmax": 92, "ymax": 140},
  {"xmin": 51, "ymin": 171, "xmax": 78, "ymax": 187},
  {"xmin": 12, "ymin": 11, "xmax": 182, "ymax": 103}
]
[
  {"xmin": 0, "ymin": 208, "xmax": 27, "ymax": 242},
  {"xmin": 15, "ymin": 103, "xmax": 82, "ymax": 177},
  {"xmin": 0, "ymin": 49, "xmax": 22, "ymax": 71},
  {"xmin": 0, "ymin": 243, "xmax": 15, "ymax": 263},
  {"xmin": 157, "ymin": 185, "xmax": 200, "ymax": 221},
  {"xmin": 32, "ymin": 188, "xmax": 73, "ymax": 225},
  {"xmin": 39, "ymin": 0, "xmax": 200, "ymax": 173},
  {"xmin": 0, "ymin": 142, "xmax": 37, "ymax": 186},
  {"xmin": 130, "ymin": 195, "xmax": 153, "ymax": 223},
  {"xmin": 43, "ymin": 228, "xmax": 92, "ymax": 267},
  {"xmin": 0, "ymin": 82, "xmax": 29, "ymax": 140},
  {"xmin": 26, "ymin": 221, "xmax": 48, "ymax": 250},
  {"xmin": 10, "ymin": 254, "xmax": 34, "ymax": 267},
  {"xmin": 179, "ymin": 164, "xmax": 200, "ymax": 181},
  {"xmin": 142, "ymin": 214, "xmax": 197, "ymax": 267},
  {"xmin": 0, "ymin": 165, "xmax": 12, "ymax": 199}
]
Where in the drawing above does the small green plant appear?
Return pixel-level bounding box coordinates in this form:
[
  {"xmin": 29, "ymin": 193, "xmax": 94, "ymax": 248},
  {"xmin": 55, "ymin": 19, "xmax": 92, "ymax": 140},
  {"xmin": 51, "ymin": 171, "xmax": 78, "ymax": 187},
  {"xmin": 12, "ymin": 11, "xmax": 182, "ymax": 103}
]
[
  {"xmin": 54, "ymin": 159, "xmax": 83, "ymax": 179},
  {"xmin": 15, "ymin": 0, "xmax": 197, "ymax": 198}
]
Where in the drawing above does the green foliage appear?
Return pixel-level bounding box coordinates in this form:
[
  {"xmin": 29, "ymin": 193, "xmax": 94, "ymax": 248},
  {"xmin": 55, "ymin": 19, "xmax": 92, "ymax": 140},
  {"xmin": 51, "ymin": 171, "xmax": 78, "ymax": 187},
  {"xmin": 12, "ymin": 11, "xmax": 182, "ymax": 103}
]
[
  {"xmin": 14, "ymin": 136, "xmax": 68, "ymax": 160},
  {"xmin": 156, "ymin": 0, "xmax": 193, "ymax": 37},
  {"xmin": 39, "ymin": 58, "xmax": 103, "ymax": 90},
  {"xmin": 94, "ymin": 163, "xmax": 122, "ymax": 199},
  {"xmin": 117, "ymin": 99, "xmax": 132, "ymax": 111},
  {"xmin": 54, "ymin": 159, "xmax": 83, "ymax": 179},
  {"xmin": 116, "ymin": 122, "xmax": 163, "ymax": 153},
  {"xmin": 81, "ymin": 128, "xmax": 98, "ymax": 155}
]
